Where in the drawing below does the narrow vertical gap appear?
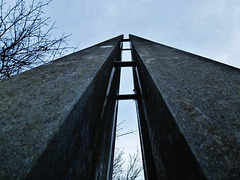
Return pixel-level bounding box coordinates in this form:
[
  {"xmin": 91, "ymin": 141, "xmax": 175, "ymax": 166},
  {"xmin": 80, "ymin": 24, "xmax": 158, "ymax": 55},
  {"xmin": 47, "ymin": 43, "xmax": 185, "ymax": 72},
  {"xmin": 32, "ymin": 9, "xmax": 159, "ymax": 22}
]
[{"xmin": 112, "ymin": 38, "xmax": 144, "ymax": 180}]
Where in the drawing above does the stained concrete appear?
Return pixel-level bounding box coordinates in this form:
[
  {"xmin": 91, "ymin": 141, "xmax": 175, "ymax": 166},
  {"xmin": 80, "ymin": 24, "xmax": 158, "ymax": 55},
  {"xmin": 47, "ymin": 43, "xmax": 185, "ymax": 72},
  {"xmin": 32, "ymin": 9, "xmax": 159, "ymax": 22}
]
[
  {"xmin": 130, "ymin": 35, "xmax": 240, "ymax": 179},
  {"xmin": 0, "ymin": 35, "xmax": 123, "ymax": 179}
]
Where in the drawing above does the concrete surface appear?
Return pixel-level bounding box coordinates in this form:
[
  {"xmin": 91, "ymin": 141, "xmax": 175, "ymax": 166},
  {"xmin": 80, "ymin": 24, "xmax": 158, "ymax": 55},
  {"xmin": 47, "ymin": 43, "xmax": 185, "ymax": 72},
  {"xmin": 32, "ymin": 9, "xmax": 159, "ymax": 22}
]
[
  {"xmin": 130, "ymin": 35, "xmax": 240, "ymax": 179},
  {"xmin": 0, "ymin": 35, "xmax": 123, "ymax": 179}
]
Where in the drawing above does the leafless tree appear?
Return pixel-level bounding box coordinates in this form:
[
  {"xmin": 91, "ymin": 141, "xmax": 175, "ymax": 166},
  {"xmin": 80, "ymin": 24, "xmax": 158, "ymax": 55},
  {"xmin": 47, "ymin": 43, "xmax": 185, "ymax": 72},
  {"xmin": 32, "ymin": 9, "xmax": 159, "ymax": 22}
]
[
  {"xmin": 113, "ymin": 120, "xmax": 143, "ymax": 180},
  {"xmin": 112, "ymin": 148, "xmax": 125, "ymax": 179},
  {"xmin": 124, "ymin": 151, "xmax": 143, "ymax": 180},
  {"xmin": 0, "ymin": 0, "xmax": 72, "ymax": 79},
  {"xmin": 113, "ymin": 148, "xmax": 143, "ymax": 180}
]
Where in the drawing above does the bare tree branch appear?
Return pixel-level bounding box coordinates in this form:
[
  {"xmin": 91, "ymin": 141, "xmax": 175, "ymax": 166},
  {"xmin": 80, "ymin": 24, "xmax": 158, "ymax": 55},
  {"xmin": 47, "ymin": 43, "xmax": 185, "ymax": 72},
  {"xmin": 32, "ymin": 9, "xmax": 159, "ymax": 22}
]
[
  {"xmin": 124, "ymin": 150, "xmax": 143, "ymax": 180},
  {"xmin": 113, "ymin": 119, "xmax": 143, "ymax": 179},
  {"xmin": 113, "ymin": 149, "xmax": 143, "ymax": 180},
  {"xmin": 0, "ymin": 0, "xmax": 74, "ymax": 79},
  {"xmin": 116, "ymin": 120, "xmax": 138, "ymax": 138},
  {"xmin": 112, "ymin": 148, "xmax": 125, "ymax": 180}
]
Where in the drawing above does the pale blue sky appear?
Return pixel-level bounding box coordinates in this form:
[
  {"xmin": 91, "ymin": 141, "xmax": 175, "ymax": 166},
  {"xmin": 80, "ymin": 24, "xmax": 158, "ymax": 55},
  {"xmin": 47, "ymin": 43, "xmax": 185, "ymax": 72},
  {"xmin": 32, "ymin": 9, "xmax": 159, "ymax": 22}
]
[{"xmin": 44, "ymin": 0, "xmax": 240, "ymax": 68}]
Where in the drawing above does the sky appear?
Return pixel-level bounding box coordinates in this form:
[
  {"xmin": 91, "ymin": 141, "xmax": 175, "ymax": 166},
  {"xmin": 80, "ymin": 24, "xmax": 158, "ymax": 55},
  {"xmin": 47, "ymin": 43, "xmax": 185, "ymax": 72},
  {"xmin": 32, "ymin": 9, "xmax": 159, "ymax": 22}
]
[{"xmin": 43, "ymin": 0, "xmax": 240, "ymax": 68}]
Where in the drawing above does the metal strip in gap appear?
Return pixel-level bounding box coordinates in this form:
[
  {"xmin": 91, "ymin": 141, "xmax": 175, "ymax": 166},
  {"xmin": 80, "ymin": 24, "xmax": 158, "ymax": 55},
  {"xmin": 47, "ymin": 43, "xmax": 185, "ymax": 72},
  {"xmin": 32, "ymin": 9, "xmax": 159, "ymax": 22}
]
[{"xmin": 116, "ymin": 94, "xmax": 137, "ymax": 100}]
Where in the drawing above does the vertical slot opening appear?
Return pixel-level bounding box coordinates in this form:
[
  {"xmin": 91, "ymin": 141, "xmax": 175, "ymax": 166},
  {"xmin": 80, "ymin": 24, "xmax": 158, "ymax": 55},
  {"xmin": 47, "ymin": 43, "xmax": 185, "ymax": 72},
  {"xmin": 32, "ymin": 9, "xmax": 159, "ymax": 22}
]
[
  {"xmin": 112, "ymin": 39, "xmax": 144, "ymax": 180},
  {"xmin": 113, "ymin": 100, "xmax": 143, "ymax": 180}
]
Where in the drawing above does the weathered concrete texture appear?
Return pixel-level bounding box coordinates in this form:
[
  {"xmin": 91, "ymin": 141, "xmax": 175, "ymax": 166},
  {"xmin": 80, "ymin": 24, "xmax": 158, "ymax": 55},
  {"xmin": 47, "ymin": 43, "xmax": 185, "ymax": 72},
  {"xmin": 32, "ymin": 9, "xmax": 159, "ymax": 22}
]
[
  {"xmin": 130, "ymin": 35, "xmax": 240, "ymax": 179},
  {"xmin": 0, "ymin": 35, "xmax": 123, "ymax": 179}
]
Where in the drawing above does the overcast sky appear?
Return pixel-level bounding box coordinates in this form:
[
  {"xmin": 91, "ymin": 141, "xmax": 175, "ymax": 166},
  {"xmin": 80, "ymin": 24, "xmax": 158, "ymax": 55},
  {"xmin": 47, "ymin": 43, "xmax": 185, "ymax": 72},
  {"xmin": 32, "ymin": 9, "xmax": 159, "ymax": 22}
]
[{"xmin": 44, "ymin": 0, "xmax": 240, "ymax": 68}]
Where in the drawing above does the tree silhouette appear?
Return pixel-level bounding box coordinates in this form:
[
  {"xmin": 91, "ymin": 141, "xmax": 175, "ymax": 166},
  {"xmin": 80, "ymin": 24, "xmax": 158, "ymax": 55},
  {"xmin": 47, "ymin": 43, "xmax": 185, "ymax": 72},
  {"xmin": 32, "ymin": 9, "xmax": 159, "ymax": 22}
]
[
  {"xmin": 113, "ymin": 148, "xmax": 143, "ymax": 180},
  {"xmin": 0, "ymin": 0, "xmax": 72, "ymax": 79},
  {"xmin": 113, "ymin": 120, "xmax": 143, "ymax": 180},
  {"xmin": 116, "ymin": 120, "xmax": 138, "ymax": 138}
]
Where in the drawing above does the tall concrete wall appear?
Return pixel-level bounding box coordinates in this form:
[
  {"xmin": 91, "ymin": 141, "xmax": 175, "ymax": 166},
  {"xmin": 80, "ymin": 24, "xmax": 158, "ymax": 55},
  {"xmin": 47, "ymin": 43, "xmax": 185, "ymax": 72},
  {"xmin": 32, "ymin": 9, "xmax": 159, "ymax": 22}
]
[
  {"xmin": 1, "ymin": 34, "xmax": 239, "ymax": 179},
  {"xmin": 130, "ymin": 35, "xmax": 240, "ymax": 179},
  {"xmin": 0, "ymin": 35, "xmax": 123, "ymax": 179}
]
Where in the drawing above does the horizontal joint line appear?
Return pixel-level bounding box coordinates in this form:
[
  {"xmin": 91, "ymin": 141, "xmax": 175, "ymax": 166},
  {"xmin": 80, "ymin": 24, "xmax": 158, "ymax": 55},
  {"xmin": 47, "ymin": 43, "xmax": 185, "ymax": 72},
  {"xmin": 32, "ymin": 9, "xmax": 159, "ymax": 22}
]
[
  {"xmin": 114, "ymin": 61, "xmax": 136, "ymax": 67},
  {"xmin": 122, "ymin": 39, "xmax": 131, "ymax": 42},
  {"xmin": 116, "ymin": 94, "xmax": 137, "ymax": 100}
]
